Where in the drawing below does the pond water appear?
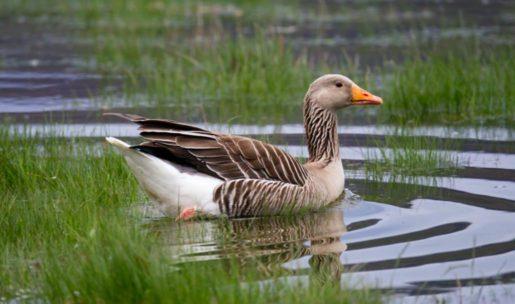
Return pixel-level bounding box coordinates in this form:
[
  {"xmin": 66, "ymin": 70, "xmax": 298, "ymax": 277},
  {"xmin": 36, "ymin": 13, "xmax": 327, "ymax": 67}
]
[
  {"xmin": 140, "ymin": 153, "xmax": 515, "ymax": 303},
  {"xmin": 146, "ymin": 185, "xmax": 515, "ymax": 303},
  {"xmin": 2, "ymin": 1, "xmax": 514, "ymax": 303}
]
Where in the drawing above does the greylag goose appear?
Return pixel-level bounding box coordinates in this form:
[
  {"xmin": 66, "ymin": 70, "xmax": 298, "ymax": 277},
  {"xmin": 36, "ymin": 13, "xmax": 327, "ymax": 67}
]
[{"xmin": 105, "ymin": 74, "xmax": 382, "ymax": 220}]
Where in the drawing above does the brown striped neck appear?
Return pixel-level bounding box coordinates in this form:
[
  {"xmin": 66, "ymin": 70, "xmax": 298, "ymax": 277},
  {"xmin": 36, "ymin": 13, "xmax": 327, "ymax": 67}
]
[{"xmin": 303, "ymin": 95, "xmax": 340, "ymax": 164}]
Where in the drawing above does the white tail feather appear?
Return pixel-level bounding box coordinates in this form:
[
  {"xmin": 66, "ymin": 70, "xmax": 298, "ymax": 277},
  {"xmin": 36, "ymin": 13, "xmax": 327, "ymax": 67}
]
[
  {"xmin": 105, "ymin": 137, "xmax": 222, "ymax": 216},
  {"xmin": 106, "ymin": 136, "xmax": 130, "ymax": 150}
]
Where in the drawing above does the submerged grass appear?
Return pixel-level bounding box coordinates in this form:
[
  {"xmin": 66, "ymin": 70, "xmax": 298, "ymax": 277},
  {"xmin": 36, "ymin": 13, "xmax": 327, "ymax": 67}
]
[{"xmin": 0, "ymin": 128, "xmax": 380, "ymax": 303}]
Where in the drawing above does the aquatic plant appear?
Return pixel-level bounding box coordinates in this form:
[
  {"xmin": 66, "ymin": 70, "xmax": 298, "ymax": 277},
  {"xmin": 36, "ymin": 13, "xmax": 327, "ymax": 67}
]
[{"xmin": 362, "ymin": 132, "xmax": 460, "ymax": 182}]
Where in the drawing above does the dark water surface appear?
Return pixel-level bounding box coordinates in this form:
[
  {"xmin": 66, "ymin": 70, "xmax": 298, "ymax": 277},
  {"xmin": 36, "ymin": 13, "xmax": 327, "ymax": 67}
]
[
  {"xmin": 147, "ymin": 187, "xmax": 515, "ymax": 303},
  {"xmin": 2, "ymin": 1, "xmax": 515, "ymax": 303}
]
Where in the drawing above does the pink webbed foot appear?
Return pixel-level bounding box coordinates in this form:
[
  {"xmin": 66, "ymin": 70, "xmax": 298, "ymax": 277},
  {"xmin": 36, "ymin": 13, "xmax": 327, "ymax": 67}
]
[{"xmin": 176, "ymin": 207, "xmax": 197, "ymax": 221}]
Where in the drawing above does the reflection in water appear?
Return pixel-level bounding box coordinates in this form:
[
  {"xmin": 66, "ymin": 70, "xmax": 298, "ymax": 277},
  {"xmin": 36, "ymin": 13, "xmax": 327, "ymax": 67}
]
[
  {"xmin": 142, "ymin": 178, "xmax": 515, "ymax": 303},
  {"xmin": 225, "ymin": 210, "xmax": 347, "ymax": 286},
  {"xmin": 148, "ymin": 207, "xmax": 348, "ymax": 287},
  {"xmin": 309, "ymin": 236, "xmax": 345, "ymax": 286}
]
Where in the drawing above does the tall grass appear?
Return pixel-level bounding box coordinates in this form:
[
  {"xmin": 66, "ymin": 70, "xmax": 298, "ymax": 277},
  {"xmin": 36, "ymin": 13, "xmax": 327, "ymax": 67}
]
[
  {"xmin": 3, "ymin": 0, "xmax": 376, "ymax": 124},
  {"xmin": 78, "ymin": 1, "xmax": 514, "ymax": 126},
  {"xmin": 0, "ymin": 129, "xmax": 380, "ymax": 303},
  {"xmin": 363, "ymin": 133, "xmax": 459, "ymax": 183},
  {"xmin": 96, "ymin": 34, "xmax": 315, "ymax": 116},
  {"xmin": 382, "ymin": 47, "xmax": 514, "ymax": 126},
  {"xmin": 89, "ymin": 25, "xmax": 374, "ymax": 123},
  {"xmin": 6, "ymin": 0, "xmax": 512, "ymax": 126}
]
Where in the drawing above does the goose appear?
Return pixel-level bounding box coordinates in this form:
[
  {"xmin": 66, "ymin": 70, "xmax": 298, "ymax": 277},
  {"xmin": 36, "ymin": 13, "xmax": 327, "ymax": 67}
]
[{"xmin": 105, "ymin": 74, "xmax": 382, "ymax": 220}]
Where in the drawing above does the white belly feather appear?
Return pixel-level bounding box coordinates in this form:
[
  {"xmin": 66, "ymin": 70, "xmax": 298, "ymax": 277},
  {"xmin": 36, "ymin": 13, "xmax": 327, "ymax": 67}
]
[{"xmin": 106, "ymin": 137, "xmax": 222, "ymax": 216}]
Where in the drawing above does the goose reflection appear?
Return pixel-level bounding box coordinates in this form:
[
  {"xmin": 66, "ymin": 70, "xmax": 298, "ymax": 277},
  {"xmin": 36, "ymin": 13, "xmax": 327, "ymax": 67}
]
[{"xmin": 148, "ymin": 207, "xmax": 347, "ymax": 286}]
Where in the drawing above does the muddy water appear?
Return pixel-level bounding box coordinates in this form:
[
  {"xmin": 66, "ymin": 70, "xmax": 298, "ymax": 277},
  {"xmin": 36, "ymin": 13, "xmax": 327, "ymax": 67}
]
[{"xmin": 2, "ymin": 1, "xmax": 515, "ymax": 303}]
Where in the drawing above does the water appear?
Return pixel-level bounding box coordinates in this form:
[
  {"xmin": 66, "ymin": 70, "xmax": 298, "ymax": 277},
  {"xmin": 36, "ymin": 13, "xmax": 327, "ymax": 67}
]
[
  {"xmin": 126, "ymin": 120, "xmax": 513, "ymax": 302},
  {"xmin": 147, "ymin": 191, "xmax": 515, "ymax": 303},
  {"xmin": 2, "ymin": 1, "xmax": 515, "ymax": 303}
]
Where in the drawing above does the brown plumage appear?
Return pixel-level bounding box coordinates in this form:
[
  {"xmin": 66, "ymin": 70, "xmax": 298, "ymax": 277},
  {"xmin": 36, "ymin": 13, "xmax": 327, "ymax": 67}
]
[{"xmin": 105, "ymin": 74, "xmax": 382, "ymax": 219}]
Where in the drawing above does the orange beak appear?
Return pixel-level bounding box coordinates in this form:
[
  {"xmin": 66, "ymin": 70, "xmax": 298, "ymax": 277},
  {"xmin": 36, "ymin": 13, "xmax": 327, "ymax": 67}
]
[{"xmin": 351, "ymin": 84, "xmax": 383, "ymax": 105}]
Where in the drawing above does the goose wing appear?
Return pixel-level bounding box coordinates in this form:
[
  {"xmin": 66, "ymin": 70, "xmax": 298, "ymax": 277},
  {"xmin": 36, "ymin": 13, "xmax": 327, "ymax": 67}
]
[{"xmin": 105, "ymin": 113, "xmax": 309, "ymax": 186}]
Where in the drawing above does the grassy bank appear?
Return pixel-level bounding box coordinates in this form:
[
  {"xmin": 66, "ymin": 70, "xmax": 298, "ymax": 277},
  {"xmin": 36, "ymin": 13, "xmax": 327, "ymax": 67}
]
[{"xmin": 0, "ymin": 129, "xmax": 380, "ymax": 303}]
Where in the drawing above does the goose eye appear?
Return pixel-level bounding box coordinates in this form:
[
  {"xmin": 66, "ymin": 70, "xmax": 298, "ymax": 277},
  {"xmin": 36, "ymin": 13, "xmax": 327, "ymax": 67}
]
[{"xmin": 335, "ymin": 82, "xmax": 343, "ymax": 88}]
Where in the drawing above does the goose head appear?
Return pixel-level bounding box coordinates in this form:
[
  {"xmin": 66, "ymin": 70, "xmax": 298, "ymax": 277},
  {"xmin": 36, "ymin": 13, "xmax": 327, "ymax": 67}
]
[{"xmin": 306, "ymin": 74, "xmax": 383, "ymax": 110}]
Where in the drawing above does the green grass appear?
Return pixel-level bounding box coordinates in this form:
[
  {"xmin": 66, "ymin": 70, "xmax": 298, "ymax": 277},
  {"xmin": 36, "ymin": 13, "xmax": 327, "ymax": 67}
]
[
  {"xmin": 70, "ymin": 0, "xmax": 372, "ymax": 122},
  {"xmin": 0, "ymin": 129, "xmax": 380, "ymax": 303},
  {"xmin": 78, "ymin": 1, "xmax": 514, "ymax": 126},
  {"xmin": 96, "ymin": 33, "xmax": 317, "ymax": 120},
  {"xmin": 382, "ymin": 47, "xmax": 514, "ymax": 126},
  {"xmin": 4, "ymin": 0, "xmax": 513, "ymax": 126},
  {"xmin": 363, "ymin": 133, "xmax": 460, "ymax": 183},
  {"xmin": 348, "ymin": 134, "xmax": 461, "ymax": 205}
]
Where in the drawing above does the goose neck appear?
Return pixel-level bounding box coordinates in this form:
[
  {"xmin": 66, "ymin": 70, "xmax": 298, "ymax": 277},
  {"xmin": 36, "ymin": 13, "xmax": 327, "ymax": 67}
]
[{"xmin": 303, "ymin": 96, "xmax": 340, "ymax": 164}]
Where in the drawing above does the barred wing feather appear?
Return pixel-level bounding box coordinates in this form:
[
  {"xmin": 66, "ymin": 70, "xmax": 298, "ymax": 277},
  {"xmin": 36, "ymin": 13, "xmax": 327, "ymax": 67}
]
[{"xmin": 105, "ymin": 113, "xmax": 309, "ymax": 186}]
